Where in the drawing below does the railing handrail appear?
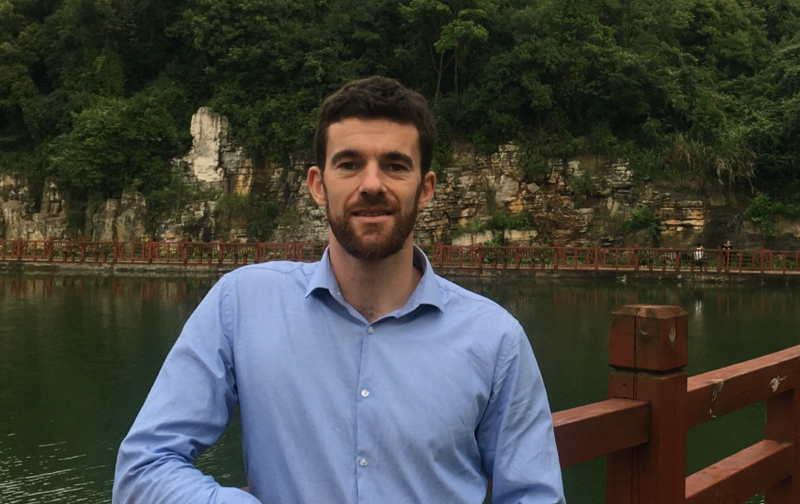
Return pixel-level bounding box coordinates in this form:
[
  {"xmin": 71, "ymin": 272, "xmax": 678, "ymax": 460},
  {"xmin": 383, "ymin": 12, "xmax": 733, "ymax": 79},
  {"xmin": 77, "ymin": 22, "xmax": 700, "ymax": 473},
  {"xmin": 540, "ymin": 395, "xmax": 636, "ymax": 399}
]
[
  {"xmin": 545, "ymin": 304, "xmax": 800, "ymax": 504},
  {"xmin": 1, "ymin": 239, "xmax": 799, "ymax": 276}
]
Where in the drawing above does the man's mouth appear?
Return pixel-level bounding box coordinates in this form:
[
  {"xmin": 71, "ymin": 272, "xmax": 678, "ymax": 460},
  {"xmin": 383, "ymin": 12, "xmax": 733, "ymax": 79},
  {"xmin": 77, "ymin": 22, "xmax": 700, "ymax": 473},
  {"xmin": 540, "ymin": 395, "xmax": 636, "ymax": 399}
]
[{"xmin": 353, "ymin": 210, "xmax": 392, "ymax": 217}]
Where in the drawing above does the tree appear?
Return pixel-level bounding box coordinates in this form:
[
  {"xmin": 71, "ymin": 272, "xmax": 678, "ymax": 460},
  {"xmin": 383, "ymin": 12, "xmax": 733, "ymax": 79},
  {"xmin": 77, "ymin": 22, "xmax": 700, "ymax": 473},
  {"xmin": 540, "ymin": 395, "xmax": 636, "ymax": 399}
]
[{"xmin": 399, "ymin": 0, "xmax": 496, "ymax": 106}]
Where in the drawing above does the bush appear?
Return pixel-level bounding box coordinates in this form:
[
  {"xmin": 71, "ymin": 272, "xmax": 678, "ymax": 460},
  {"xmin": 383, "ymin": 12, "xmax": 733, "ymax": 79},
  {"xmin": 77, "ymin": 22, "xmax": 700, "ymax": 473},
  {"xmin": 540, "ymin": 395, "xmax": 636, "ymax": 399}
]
[
  {"xmin": 623, "ymin": 206, "xmax": 660, "ymax": 243},
  {"xmin": 743, "ymin": 193, "xmax": 800, "ymax": 236}
]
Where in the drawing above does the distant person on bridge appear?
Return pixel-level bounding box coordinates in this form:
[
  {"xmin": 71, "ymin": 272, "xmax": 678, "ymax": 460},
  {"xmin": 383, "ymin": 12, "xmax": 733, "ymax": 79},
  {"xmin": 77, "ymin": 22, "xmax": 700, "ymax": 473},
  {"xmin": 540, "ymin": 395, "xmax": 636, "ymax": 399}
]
[
  {"xmin": 112, "ymin": 76, "xmax": 565, "ymax": 504},
  {"xmin": 721, "ymin": 239, "xmax": 732, "ymax": 269},
  {"xmin": 694, "ymin": 244, "xmax": 706, "ymax": 268}
]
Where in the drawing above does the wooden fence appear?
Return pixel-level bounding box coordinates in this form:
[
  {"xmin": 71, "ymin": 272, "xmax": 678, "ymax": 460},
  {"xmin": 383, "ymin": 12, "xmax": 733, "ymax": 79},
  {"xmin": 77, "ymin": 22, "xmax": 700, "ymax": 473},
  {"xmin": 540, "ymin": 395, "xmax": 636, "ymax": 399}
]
[
  {"xmin": 2, "ymin": 239, "xmax": 800, "ymax": 275},
  {"xmin": 424, "ymin": 243, "xmax": 800, "ymax": 274},
  {"xmin": 552, "ymin": 305, "xmax": 800, "ymax": 503}
]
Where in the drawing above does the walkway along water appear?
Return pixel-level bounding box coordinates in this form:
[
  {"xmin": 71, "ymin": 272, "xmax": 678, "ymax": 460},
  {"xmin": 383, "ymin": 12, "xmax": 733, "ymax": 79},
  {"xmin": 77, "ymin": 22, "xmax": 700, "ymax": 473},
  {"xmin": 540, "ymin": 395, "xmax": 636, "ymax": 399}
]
[
  {"xmin": 548, "ymin": 305, "xmax": 800, "ymax": 504},
  {"xmin": 2, "ymin": 239, "xmax": 800, "ymax": 279}
]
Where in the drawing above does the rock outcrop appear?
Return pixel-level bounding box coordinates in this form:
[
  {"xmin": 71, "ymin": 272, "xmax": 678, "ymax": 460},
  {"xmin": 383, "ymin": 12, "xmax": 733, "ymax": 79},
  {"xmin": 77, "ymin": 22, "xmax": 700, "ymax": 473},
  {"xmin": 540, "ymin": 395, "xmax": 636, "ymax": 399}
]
[
  {"xmin": 0, "ymin": 108, "xmax": 788, "ymax": 250},
  {"xmin": 0, "ymin": 174, "xmax": 69, "ymax": 240},
  {"xmin": 175, "ymin": 107, "xmax": 253, "ymax": 194},
  {"xmin": 89, "ymin": 189, "xmax": 148, "ymax": 241}
]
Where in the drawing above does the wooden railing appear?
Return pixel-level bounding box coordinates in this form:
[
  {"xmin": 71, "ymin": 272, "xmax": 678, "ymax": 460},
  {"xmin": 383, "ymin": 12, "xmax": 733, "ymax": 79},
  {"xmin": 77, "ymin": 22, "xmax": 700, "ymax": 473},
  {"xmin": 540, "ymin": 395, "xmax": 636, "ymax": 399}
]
[
  {"xmin": 424, "ymin": 243, "xmax": 800, "ymax": 274},
  {"xmin": 0, "ymin": 238, "xmax": 327, "ymax": 266},
  {"xmin": 2, "ymin": 239, "xmax": 800, "ymax": 275},
  {"xmin": 552, "ymin": 305, "xmax": 800, "ymax": 503}
]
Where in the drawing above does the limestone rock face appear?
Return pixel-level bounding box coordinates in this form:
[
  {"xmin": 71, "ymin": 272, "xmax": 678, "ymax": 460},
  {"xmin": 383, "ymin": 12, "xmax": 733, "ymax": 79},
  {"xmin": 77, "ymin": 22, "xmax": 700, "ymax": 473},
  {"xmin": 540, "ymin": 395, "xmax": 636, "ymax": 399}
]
[
  {"xmin": 116, "ymin": 190, "xmax": 147, "ymax": 241},
  {"xmin": 0, "ymin": 174, "xmax": 68, "ymax": 240},
  {"xmin": 158, "ymin": 201, "xmax": 217, "ymax": 243},
  {"xmin": 88, "ymin": 189, "xmax": 147, "ymax": 241},
  {"xmin": 6, "ymin": 107, "xmax": 799, "ymax": 250},
  {"xmin": 187, "ymin": 107, "xmax": 228, "ymax": 184},
  {"xmin": 178, "ymin": 107, "xmax": 253, "ymax": 194},
  {"xmin": 266, "ymin": 160, "xmax": 328, "ymax": 243}
]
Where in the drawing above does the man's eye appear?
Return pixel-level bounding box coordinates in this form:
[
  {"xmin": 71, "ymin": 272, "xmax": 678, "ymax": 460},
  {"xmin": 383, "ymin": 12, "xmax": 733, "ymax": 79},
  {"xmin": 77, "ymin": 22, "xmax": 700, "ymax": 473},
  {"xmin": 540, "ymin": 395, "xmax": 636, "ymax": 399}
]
[
  {"xmin": 387, "ymin": 163, "xmax": 410, "ymax": 172},
  {"xmin": 338, "ymin": 162, "xmax": 358, "ymax": 170}
]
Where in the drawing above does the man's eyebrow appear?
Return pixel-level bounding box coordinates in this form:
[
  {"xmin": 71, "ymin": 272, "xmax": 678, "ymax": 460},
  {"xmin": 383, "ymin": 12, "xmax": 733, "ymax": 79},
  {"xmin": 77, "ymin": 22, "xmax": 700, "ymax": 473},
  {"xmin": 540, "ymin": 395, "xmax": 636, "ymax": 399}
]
[
  {"xmin": 330, "ymin": 149, "xmax": 362, "ymax": 166},
  {"xmin": 382, "ymin": 151, "xmax": 414, "ymax": 167}
]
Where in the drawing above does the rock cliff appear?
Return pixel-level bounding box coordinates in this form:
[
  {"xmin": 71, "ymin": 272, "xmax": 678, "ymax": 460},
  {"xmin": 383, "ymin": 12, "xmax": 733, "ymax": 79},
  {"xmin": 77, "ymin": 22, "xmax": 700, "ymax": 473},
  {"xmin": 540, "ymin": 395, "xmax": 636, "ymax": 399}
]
[{"xmin": 0, "ymin": 108, "xmax": 785, "ymax": 250}]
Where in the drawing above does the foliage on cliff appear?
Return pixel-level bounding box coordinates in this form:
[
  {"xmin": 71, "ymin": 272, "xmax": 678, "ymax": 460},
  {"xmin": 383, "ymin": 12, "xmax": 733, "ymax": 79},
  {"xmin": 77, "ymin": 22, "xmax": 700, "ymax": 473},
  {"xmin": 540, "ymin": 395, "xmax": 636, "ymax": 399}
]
[{"xmin": 2, "ymin": 0, "xmax": 800, "ymax": 206}]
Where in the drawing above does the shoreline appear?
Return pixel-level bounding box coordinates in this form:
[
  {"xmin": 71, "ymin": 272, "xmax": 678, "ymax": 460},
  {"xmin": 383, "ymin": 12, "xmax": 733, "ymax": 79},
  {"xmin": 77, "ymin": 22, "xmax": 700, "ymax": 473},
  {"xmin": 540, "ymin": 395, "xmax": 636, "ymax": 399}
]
[{"xmin": 3, "ymin": 259, "xmax": 799, "ymax": 285}]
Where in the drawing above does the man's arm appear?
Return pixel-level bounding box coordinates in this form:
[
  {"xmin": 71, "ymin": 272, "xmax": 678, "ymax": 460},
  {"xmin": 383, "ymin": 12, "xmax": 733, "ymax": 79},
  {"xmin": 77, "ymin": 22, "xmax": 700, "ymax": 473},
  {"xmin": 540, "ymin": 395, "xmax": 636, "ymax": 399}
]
[
  {"xmin": 477, "ymin": 322, "xmax": 566, "ymax": 504},
  {"xmin": 112, "ymin": 277, "xmax": 260, "ymax": 504}
]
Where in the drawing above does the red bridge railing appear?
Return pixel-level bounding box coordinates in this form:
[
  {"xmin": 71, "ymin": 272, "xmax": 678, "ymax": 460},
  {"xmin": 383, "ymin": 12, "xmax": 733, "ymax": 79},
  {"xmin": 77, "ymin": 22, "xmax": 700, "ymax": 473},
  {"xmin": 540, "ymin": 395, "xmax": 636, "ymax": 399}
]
[
  {"xmin": 423, "ymin": 243, "xmax": 800, "ymax": 274},
  {"xmin": 0, "ymin": 238, "xmax": 327, "ymax": 267},
  {"xmin": 1, "ymin": 239, "xmax": 799, "ymax": 274},
  {"xmin": 552, "ymin": 305, "xmax": 800, "ymax": 503}
]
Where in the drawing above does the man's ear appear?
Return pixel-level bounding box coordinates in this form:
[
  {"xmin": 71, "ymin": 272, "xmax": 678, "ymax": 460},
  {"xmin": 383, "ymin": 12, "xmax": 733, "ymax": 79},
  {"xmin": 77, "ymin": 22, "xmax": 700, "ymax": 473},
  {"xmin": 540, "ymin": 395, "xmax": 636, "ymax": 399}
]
[
  {"xmin": 307, "ymin": 166, "xmax": 327, "ymax": 206},
  {"xmin": 417, "ymin": 171, "xmax": 436, "ymax": 210}
]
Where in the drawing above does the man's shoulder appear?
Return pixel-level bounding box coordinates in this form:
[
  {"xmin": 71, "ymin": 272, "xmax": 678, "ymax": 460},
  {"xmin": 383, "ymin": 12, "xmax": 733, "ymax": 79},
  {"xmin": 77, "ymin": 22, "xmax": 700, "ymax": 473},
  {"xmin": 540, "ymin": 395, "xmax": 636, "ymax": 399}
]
[
  {"xmin": 432, "ymin": 274, "xmax": 518, "ymax": 322},
  {"xmin": 222, "ymin": 260, "xmax": 318, "ymax": 288}
]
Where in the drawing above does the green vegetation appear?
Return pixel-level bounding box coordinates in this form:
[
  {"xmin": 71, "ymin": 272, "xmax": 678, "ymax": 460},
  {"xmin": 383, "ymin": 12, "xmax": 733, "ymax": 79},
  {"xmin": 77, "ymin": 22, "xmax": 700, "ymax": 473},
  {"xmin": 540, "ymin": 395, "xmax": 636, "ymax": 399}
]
[
  {"xmin": 216, "ymin": 192, "xmax": 282, "ymax": 241},
  {"xmin": 623, "ymin": 206, "xmax": 660, "ymax": 243},
  {"xmin": 247, "ymin": 201, "xmax": 282, "ymax": 241},
  {"xmin": 571, "ymin": 173, "xmax": 594, "ymax": 196},
  {"xmin": 743, "ymin": 192, "xmax": 800, "ymax": 236},
  {"xmin": 453, "ymin": 210, "xmax": 534, "ymax": 238},
  {"xmin": 2, "ymin": 0, "xmax": 800, "ymax": 210},
  {"xmin": 217, "ymin": 193, "xmax": 252, "ymax": 215}
]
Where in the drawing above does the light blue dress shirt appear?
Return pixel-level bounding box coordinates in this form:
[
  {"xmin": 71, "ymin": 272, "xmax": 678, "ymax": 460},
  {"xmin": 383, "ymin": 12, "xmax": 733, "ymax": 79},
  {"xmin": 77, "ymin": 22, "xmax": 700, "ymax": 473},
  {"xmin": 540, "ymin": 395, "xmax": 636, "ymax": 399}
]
[{"xmin": 113, "ymin": 247, "xmax": 565, "ymax": 504}]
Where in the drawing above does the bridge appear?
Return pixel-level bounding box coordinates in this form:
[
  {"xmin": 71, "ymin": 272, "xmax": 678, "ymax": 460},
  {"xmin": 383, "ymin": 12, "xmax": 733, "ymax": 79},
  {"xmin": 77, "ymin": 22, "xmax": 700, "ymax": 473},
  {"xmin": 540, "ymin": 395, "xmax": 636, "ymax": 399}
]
[{"xmin": 1, "ymin": 238, "xmax": 799, "ymax": 276}]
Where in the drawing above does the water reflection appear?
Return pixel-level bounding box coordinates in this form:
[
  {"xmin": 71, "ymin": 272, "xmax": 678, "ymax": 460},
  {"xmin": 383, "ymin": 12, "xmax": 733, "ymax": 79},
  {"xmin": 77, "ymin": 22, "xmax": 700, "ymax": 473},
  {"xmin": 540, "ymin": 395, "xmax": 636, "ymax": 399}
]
[{"xmin": 0, "ymin": 274, "xmax": 224, "ymax": 504}]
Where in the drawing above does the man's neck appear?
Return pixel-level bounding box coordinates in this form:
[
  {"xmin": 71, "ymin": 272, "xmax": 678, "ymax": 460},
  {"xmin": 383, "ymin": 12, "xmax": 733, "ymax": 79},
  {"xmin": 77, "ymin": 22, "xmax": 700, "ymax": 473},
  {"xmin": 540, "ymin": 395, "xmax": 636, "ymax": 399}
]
[{"xmin": 327, "ymin": 240, "xmax": 422, "ymax": 323}]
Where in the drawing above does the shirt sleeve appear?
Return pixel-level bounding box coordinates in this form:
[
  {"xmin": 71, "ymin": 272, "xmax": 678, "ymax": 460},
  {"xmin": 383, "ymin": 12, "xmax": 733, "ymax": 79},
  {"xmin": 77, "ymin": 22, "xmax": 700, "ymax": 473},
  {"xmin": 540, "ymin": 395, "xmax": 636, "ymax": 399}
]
[
  {"xmin": 112, "ymin": 276, "xmax": 260, "ymax": 504},
  {"xmin": 477, "ymin": 321, "xmax": 566, "ymax": 504}
]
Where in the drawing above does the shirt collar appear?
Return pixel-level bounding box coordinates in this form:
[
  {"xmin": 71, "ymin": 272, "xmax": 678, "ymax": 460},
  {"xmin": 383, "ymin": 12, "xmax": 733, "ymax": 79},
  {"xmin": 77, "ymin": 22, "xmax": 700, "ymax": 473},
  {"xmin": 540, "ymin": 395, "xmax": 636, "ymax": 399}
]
[{"xmin": 305, "ymin": 246, "xmax": 444, "ymax": 315}]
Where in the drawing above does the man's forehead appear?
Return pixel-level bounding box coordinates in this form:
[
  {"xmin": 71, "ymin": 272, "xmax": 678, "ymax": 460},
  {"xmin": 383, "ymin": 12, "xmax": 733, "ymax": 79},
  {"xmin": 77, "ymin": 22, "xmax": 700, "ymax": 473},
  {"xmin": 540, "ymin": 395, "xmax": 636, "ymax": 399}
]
[{"xmin": 326, "ymin": 118, "xmax": 421, "ymax": 155}]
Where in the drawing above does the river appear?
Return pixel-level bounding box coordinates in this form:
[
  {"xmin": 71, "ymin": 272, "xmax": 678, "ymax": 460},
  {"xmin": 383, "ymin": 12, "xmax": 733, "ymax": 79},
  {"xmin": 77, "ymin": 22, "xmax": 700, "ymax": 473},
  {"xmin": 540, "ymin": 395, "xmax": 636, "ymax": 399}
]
[{"xmin": 1, "ymin": 273, "xmax": 797, "ymax": 503}]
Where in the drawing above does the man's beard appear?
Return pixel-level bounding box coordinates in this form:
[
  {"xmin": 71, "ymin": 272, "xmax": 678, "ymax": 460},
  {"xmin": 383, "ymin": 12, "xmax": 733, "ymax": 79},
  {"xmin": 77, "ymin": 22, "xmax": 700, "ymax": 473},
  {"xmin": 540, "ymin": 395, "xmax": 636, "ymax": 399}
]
[{"xmin": 326, "ymin": 188, "xmax": 422, "ymax": 261}]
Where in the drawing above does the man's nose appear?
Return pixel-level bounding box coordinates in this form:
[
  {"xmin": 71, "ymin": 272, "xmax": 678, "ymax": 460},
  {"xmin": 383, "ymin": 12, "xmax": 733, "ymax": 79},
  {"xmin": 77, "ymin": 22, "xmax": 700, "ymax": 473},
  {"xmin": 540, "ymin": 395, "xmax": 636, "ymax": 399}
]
[{"xmin": 359, "ymin": 162, "xmax": 386, "ymax": 194}]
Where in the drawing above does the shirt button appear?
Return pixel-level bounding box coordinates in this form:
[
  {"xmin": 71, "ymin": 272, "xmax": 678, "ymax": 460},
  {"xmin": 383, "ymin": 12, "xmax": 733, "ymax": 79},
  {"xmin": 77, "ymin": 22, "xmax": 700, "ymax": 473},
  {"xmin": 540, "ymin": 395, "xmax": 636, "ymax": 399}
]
[
  {"xmin": 359, "ymin": 457, "xmax": 368, "ymax": 467},
  {"xmin": 366, "ymin": 326, "xmax": 374, "ymax": 334},
  {"xmin": 360, "ymin": 389, "xmax": 370, "ymax": 398}
]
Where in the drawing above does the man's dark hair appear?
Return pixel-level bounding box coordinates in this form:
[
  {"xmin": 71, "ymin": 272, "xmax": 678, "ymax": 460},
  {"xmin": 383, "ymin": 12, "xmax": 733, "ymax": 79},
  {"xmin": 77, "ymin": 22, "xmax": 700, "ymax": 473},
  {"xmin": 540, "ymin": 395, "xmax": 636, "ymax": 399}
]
[{"xmin": 315, "ymin": 76, "xmax": 436, "ymax": 175}]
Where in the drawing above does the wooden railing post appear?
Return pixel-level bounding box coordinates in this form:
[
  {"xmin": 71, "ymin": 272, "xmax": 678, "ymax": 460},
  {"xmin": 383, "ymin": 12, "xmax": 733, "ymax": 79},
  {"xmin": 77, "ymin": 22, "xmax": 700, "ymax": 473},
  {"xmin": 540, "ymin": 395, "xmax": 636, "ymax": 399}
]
[
  {"xmin": 554, "ymin": 243, "xmax": 559, "ymax": 270},
  {"xmin": 595, "ymin": 245, "xmax": 600, "ymax": 271},
  {"xmin": 606, "ymin": 305, "xmax": 689, "ymax": 504},
  {"xmin": 765, "ymin": 373, "xmax": 800, "ymax": 503}
]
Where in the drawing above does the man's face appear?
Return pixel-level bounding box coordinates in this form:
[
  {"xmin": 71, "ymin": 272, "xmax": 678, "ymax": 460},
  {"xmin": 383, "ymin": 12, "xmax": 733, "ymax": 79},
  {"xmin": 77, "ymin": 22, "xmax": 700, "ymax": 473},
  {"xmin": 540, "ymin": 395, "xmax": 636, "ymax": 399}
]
[{"xmin": 307, "ymin": 118, "xmax": 436, "ymax": 261}]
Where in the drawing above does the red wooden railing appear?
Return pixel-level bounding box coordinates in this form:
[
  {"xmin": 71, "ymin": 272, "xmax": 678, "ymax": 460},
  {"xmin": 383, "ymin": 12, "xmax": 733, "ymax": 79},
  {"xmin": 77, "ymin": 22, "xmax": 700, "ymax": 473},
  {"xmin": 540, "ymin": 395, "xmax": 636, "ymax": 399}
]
[
  {"xmin": 423, "ymin": 243, "xmax": 800, "ymax": 274},
  {"xmin": 1, "ymin": 239, "xmax": 799, "ymax": 275},
  {"xmin": 552, "ymin": 305, "xmax": 800, "ymax": 503},
  {"xmin": 0, "ymin": 238, "xmax": 328, "ymax": 267}
]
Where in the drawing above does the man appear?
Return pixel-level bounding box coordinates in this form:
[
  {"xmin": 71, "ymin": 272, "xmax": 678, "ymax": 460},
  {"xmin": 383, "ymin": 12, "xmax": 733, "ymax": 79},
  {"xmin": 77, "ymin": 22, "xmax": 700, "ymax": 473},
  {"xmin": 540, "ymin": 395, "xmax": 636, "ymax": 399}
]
[{"xmin": 113, "ymin": 76, "xmax": 565, "ymax": 504}]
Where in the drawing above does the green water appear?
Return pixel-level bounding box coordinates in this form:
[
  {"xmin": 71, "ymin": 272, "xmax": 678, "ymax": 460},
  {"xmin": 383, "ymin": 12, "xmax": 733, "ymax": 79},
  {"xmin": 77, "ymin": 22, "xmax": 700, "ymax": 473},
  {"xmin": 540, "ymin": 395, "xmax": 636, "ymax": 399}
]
[{"xmin": 1, "ymin": 274, "xmax": 798, "ymax": 503}]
